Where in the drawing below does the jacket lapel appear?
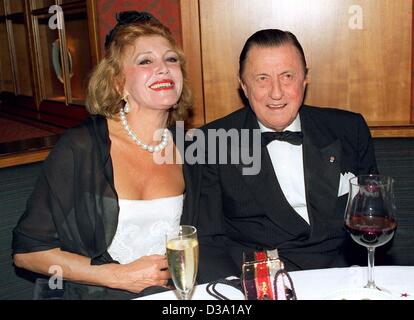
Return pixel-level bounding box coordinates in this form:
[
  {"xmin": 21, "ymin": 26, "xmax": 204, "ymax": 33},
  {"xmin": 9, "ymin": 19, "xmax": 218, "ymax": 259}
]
[{"xmin": 300, "ymin": 107, "xmax": 341, "ymax": 227}]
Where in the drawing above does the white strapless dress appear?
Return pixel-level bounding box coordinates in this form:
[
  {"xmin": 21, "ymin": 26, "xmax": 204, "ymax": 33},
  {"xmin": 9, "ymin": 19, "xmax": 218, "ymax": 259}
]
[{"xmin": 107, "ymin": 194, "xmax": 183, "ymax": 264}]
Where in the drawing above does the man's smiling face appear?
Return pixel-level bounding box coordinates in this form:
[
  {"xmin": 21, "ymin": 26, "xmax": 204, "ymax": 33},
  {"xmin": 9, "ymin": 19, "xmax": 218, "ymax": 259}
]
[{"xmin": 240, "ymin": 44, "xmax": 308, "ymax": 131}]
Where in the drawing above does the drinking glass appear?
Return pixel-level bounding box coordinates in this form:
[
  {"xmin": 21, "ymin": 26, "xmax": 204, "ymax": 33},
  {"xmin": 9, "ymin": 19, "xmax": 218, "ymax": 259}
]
[
  {"xmin": 344, "ymin": 175, "xmax": 397, "ymax": 290},
  {"xmin": 166, "ymin": 225, "xmax": 199, "ymax": 300}
]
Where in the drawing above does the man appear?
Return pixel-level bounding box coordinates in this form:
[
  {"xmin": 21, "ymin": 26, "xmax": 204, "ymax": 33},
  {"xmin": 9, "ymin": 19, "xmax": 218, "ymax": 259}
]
[{"xmin": 185, "ymin": 29, "xmax": 377, "ymax": 283}]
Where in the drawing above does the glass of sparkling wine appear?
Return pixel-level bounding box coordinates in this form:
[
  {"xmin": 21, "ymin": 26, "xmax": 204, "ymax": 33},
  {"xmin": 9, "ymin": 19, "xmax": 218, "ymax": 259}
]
[{"xmin": 166, "ymin": 225, "xmax": 199, "ymax": 300}]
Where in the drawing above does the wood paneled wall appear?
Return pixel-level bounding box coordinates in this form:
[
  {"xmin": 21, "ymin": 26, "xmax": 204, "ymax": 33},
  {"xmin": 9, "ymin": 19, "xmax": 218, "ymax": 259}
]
[
  {"xmin": 180, "ymin": 0, "xmax": 205, "ymax": 128},
  {"xmin": 182, "ymin": 0, "xmax": 413, "ymax": 136}
]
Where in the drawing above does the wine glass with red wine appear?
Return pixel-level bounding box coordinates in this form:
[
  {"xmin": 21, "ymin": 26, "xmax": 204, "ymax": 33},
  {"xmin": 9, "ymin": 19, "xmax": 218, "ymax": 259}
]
[{"xmin": 344, "ymin": 175, "xmax": 397, "ymax": 291}]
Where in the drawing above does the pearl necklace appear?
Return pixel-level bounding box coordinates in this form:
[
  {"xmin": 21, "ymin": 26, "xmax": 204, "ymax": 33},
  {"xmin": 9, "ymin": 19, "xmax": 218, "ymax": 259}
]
[{"xmin": 119, "ymin": 107, "xmax": 169, "ymax": 153}]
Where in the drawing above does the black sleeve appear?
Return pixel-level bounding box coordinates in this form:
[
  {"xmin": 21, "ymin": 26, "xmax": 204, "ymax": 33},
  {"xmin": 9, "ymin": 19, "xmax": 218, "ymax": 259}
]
[
  {"xmin": 356, "ymin": 113, "xmax": 378, "ymax": 175},
  {"xmin": 196, "ymin": 162, "xmax": 240, "ymax": 284},
  {"xmin": 12, "ymin": 134, "xmax": 75, "ymax": 254}
]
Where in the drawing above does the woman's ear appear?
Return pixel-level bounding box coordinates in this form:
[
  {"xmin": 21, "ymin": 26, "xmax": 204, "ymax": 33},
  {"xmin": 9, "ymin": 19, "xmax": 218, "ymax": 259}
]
[
  {"xmin": 114, "ymin": 73, "xmax": 126, "ymax": 98},
  {"xmin": 114, "ymin": 84, "xmax": 121, "ymax": 97}
]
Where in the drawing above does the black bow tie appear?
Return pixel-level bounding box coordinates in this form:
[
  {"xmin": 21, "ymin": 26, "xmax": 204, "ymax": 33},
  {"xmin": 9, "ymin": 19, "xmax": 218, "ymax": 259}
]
[{"xmin": 261, "ymin": 131, "xmax": 303, "ymax": 146}]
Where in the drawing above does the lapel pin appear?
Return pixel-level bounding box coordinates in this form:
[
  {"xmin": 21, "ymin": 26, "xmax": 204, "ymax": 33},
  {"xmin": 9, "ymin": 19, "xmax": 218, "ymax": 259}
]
[{"xmin": 329, "ymin": 156, "xmax": 335, "ymax": 163}]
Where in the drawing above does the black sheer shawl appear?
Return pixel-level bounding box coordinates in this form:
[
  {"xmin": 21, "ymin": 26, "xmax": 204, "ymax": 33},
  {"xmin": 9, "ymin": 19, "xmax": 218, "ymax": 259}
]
[{"xmin": 12, "ymin": 115, "xmax": 199, "ymax": 299}]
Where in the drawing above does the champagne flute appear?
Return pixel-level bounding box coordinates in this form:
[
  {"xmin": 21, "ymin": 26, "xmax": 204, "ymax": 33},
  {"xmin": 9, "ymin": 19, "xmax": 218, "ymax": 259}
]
[
  {"xmin": 344, "ymin": 175, "xmax": 397, "ymax": 290},
  {"xmin": 166, "ymin": 225, "xmax": 199, "ymax": 300}
]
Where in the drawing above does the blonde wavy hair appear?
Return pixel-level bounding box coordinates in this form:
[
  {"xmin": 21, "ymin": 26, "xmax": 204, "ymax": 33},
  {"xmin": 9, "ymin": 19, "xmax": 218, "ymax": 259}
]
[{"xmin": 86, "ymin": 21, "xmax": 192, "ymax": 126}]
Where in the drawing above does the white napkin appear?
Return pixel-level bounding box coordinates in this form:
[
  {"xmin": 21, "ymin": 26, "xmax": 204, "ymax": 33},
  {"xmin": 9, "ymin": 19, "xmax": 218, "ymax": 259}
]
[{"xmin": 338, "ymin": 172, "xmax": 355, "ymax": 196}]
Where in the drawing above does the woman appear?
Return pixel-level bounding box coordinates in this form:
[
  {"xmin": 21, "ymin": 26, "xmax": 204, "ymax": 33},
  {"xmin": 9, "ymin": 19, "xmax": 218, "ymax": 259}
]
[{"xmin": 12, "ymin": 11, "xmax": 194, "ymax": 299}]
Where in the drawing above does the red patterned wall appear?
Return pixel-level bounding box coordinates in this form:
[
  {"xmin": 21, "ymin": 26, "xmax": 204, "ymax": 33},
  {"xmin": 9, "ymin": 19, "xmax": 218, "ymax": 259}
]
[{"xmin": 96, "ymin": 0, "xmax": 182, "ymax": 54}]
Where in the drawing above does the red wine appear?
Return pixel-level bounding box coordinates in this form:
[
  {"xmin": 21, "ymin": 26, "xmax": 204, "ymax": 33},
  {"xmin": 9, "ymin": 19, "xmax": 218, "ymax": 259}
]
[{"xmin": 345, "ymin": 215, "xmax": 397, "ymax": 248}]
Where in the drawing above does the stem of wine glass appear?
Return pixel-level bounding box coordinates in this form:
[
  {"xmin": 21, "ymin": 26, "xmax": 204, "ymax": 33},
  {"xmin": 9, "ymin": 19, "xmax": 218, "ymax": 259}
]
[
  {"xmin": 365, "ymin": 246, "xmax": 376, "ymax": 289},
  {"xmin": 179, "ymin": 290, "xmax": 190, "ymax": 300}
]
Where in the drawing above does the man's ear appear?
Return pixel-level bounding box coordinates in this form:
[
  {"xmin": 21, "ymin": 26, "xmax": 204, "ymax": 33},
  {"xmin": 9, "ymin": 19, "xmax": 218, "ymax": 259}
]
[
  {"xmin": 303, "ymin": 68, "xmax": 310, "ymax": 87},
  {"xmin": 239, "ymin": 77, "xmax": 248, "ymax": 98}
]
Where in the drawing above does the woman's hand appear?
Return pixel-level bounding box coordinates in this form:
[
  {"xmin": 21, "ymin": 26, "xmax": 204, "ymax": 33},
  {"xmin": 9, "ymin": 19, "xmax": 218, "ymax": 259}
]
[{"xmin": 105, "ymin": 254, "xmax": 171, "ymax": 293}]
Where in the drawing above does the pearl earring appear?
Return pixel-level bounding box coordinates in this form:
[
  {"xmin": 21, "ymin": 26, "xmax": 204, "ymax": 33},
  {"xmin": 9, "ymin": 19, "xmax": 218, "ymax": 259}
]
[{"xmin": 123, "ymin": 94, "xmax": 130, "ymax": 114}]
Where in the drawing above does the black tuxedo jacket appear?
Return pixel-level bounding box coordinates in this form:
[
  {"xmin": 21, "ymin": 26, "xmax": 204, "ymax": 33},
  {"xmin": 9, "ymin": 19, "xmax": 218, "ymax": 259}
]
[{"xmin": 182, "ymin": 105, "xmax": 378, "ymax": 283}]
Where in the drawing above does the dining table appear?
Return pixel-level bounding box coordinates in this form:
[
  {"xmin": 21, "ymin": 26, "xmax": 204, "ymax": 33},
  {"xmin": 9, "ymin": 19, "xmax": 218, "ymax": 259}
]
[{"xmin": 136, "ymin": 265, "xmax": 414, "ymax": 300}]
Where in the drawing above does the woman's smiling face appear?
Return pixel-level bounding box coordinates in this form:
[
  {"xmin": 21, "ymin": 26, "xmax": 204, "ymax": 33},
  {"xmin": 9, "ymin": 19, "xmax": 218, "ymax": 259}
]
[{"xmin": 122, "ymin": 35, "xmax": 183, "ymax": 111}]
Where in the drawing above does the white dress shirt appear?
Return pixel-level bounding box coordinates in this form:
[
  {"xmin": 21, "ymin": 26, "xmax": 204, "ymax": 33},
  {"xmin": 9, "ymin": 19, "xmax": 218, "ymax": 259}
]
[{"xmin": 258, "ymin": 116, "xmax": 310, "ymax": 224}]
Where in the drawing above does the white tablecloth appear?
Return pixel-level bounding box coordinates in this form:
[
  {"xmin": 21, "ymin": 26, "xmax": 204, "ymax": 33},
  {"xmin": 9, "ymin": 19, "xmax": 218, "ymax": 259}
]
[{"xmin": 137, "ymin": 266, "xmax": 414, "ymax": 300}]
